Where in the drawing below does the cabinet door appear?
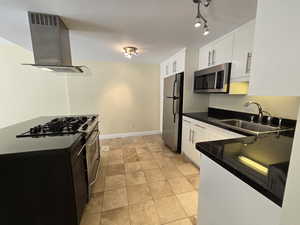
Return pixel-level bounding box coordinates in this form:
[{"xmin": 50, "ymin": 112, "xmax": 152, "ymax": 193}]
[
  {"xmin": 249, "ymin": 0, "xmax": 300, "ymax": 96},
  {"xmin": 199, "ymin": 155, "xmax": 281, "ymax": 225},
  {"xmin": 181, "ymin": 119, "xmax": 193, "ymax": 159},
  {"xmin": 231, "ymin": 20, "xmax": 255, "ymax": 81},
  {"xmin": 165, "ymin": 61, "xmax": 170, "ymax": 77},
  {"xmin": 160, "ymin": 63, "xmax": 165, "ymax": 78},
  {"xmin": 199, "ymin": 44, "xmax": 212, "ymax": 69},
  {"xmin": 172, "ymin": 59, "xmax": 177, "ymax": 74},
  {"xmin": 213, "ymin": 34, "xmax": 234, "ymax": 66},
  {"xmin": 176, "ymin": 50, "xmax": 185, "ymax": 73}
]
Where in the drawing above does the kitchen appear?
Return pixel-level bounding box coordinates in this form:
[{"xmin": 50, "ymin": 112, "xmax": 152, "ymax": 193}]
[{"xmin": 0, "ymin": 0, "xmax": 300, "ymax": 225}]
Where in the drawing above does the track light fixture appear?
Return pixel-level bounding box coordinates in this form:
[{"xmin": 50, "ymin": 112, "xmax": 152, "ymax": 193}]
[
  {"xmin": 193, "ymin": 0, "xmax": 211, "ymax": 36},
  {"xmin": 194, "ymin": 1, "xmax": 202, "ymax": 28}
]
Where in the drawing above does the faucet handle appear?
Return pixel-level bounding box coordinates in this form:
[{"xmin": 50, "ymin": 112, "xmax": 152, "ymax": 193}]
[
  {"xmin": 267, "ymin": 116, "xmax": 273, "ymax": 125},
  {"xmin": 278, "ymin": 118, "xmax": 283, "ymax": 128},
  {"xmin": 250, "ymin": 115, "xmax": 255, "ymax": 122}
]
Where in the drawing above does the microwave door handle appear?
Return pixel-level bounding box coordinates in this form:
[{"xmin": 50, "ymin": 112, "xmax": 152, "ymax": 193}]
[{"xmin": 214, "ymin": 72, "xmax": 217, "ymax": 89}]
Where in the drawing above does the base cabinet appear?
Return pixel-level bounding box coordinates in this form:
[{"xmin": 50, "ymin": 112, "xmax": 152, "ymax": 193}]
[
  {"xmin": 198, "ymin": 155, "xmax": 281, "ymax": 225},
  {"xmin": 182, "ymin": 118, "xmax": 201, "ymax": 167},
  {"xmin": 181, "ymin": 116, "xmax": 244, "ymax": 167}
]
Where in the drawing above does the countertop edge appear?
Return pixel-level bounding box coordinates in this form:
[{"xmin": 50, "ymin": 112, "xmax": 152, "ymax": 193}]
[{"xmin": 196, "ymin": 144, "xmax": 283, "ymax": 207}]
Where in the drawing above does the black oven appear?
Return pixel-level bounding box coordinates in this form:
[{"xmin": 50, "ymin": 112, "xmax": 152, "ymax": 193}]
[{"xmin": 194, "ymin": 63, "xmax": 231, "ymax": 93}]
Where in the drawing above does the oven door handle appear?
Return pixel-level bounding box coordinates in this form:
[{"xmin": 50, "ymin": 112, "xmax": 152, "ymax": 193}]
[
  {"xmin": 87, "ymin": 131, "xmax": 100, "ymax": 146},
  {"xmin": 89, "ymin": 150, "xmax": 101, "ymax": 186},
  {"xmin": 77, "ymin": 144, "xmax": 86, "ymax": 157}
]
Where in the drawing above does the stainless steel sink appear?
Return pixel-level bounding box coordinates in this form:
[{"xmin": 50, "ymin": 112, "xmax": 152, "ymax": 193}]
[{"xmin": 217, "ymin": 119, "xmax": 293, "ymax": 136}]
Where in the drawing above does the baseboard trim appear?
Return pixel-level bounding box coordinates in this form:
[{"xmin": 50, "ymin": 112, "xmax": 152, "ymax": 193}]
[{"xmin": 99, "ymin": 130, "xmax": 161, "ymax": 140}]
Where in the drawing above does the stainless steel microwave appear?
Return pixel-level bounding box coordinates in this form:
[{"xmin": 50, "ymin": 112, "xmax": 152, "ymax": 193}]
[{"xmin": 194, "ymin": 63, "xmax": 231, "ymax": 93}]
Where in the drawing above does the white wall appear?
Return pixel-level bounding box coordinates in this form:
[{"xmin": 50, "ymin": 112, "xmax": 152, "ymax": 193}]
[
  {"xmin": 0, "ymin": 38, "xmax": 70, "ymax": 128},
  {"xmin": 209, "ymin": 95, "xmax": 300, "ymax": 119},
  {"xmin": 183, "ymin": 46, "xmax": 209, "ymax": 113},
  {"xmin": 67, "ymin": 61, "xmax": 160, "ymax": 135},
  {"xmin": 0, "ymin": 37, "xmax": 160, "ymax": 135}
]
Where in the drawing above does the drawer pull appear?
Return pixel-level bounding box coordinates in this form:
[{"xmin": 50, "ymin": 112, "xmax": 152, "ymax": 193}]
[
  {"xmin": 183, "ymin": 119, "xmax": 191, "ymax": 123},
  {"xmin": 195, "ymin": 124, "xmax": 206, "ymax": 129}
]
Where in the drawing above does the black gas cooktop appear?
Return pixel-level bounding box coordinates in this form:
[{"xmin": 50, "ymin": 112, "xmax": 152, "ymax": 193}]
[{"xmin": 16, "ymin": 116, "xmax": 93, "ymax": 137}]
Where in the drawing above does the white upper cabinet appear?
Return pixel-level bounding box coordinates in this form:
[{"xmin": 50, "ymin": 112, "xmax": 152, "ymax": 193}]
[
  {"xmin": 199, "ymin": 34, "xmax": 234, "ymax": 70},
  {"xmin": 199, "ymin": 44, "xmax": 212, "ymax": 69},
  {"xmin": 165, "ymin": 61, "xmax": 170, "ymax": 77},
  {"xmin": 198, "ymin": 21, "xmax": 255, "ymax": 83},
  {"xmin": 213, "ymin": 34, "xmax": 234, "ymax": 65},
  {"xmin": 231, "ymin": 20, "xmax": 255, "ymax": 81},
  {"xmin": 249, "ymin": 0, "xmax": 300, "ymax": 96},
  {"xmin": 176, "ymin": 50, "xmax": 186, "ymax": 74},
  {"xmin": 160, "ymin": 49, "xmax": 186, "ymax": 78}
]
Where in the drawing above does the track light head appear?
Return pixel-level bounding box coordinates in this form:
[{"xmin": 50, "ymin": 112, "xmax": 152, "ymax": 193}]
[
  {"xmin": 194, "ymin": 17, "xmax": 202, "ymax": 28},
  {"xmin": 203, "ymin": 23, "xmax": 210, "ymax": 36},
  {"xmin": 203, "ymin": 0, "xmax": 211, "ymax": 7}
]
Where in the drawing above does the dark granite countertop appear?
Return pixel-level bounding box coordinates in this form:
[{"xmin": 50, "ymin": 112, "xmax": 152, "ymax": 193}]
[
  {"xmin": 184, "ymin": 108, "xmax": 296, "ymax": 207},
  {"xmin": 196, "ymin": 133, "xmax": 293, "ymax": 206},
  {"xmin": 183, "ymin": 108, "xmax": 296, "ymax": 136},
  {"xmin": 0, "ymin": 116, "xmax": 86, "ymax": 156}
]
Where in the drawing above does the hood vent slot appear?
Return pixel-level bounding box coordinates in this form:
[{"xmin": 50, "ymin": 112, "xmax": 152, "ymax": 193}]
[{"xmin": 30, "ymin": 13, "xmax": 58, "ymax": 26}]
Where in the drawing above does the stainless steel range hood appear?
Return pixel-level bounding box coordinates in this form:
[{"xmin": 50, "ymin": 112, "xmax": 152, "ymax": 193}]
[{"xmin": 23, "ymin": 12, "xmax": 85, "ymax": 73}]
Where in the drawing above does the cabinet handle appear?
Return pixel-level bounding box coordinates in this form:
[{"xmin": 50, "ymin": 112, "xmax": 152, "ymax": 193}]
[
  {"xmin": 208, "ymin": 51, "xmax": 211, "ymax": 66},
  {"xmin": 173, "ymin": 61, "xmax": 177, "ymax": 73},
  {"xmin": 195, "ymin": 124, "xmax": 206, "ymax": 129},
  {"xmin": 245, "ymin": 52, "xmax": 252, "ymax": 74},
  {"xmin": 192, "ymin": 130, "xmax": 195, "ymax": 144},
  {"xmin": 212, "ymin": 49, "xmax": 216, "ymax": 65}
]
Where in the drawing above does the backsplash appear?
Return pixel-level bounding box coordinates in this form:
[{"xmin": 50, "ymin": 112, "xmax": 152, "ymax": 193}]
[{"xmin": 209, "ymin": 95, "xmax": 300, "ymax": 120}]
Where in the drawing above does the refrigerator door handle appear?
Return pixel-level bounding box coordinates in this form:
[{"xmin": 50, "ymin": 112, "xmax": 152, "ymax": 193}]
[
  {"xmin": 172, "ymin": 77, "xmax": 178, "ymax": 123},
  {"xmin": 166, "ymin": 96, "xmax": 179, "ymax": 100}
]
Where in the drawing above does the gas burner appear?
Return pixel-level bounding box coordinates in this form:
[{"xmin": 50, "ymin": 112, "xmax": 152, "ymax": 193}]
[{"xmin": 17, "ymin": 116, "xmax": 92, "ymax": 138}]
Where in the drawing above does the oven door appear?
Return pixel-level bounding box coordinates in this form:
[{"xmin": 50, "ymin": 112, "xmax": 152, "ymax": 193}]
[{"xmin": 85, "ymin": 129, "xmax": 100, "ymax": 198}]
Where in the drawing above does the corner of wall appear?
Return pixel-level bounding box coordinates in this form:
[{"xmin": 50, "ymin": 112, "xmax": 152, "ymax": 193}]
[{"xmin": 64, "ymin": 77, "xmax": 72, "ymax": 115}]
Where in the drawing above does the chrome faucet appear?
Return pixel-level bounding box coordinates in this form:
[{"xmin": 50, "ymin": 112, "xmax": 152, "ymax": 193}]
[{"xmin": 244, "ymin": 101, "xmax": 264, "ymax": 123}]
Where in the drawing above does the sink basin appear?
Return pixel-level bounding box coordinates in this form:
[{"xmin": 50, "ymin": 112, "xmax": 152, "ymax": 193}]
[{"xmin": 217, "ymin": 119, "xmax": 293, "ymax": 135}]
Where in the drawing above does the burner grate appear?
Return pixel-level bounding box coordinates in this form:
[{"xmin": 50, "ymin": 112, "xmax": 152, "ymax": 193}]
[{"xmin": 16, "ymin": 116, "xmax": 89, "ymax": 138}]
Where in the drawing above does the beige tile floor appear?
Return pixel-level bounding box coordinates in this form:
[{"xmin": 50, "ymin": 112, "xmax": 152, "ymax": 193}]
[{"xmin": 81, "ymin": 135, "xmax": 200, "ymax": 225}]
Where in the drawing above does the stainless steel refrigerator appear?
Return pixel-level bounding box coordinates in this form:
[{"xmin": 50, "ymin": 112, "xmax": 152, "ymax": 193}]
[{"xmin": 162, "ymin": 72, "xmax": 184, "ymax": 153}]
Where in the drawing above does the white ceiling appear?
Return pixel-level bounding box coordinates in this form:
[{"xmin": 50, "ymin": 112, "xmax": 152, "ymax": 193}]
[{"xmin": 0, "ymin": 0, "xmax": 257, "ymax": 63}]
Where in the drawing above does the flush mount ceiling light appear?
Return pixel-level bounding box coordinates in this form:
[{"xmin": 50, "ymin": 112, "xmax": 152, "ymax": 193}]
[
  {"xmin": 123, "ymin": 47, "xmax": 139, "ymax": 59},
  {"xmin": 193, "ymin": 0, "xmax": 211, "ymax": 36}
]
